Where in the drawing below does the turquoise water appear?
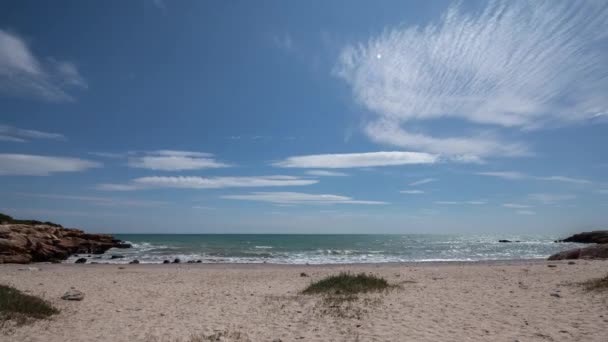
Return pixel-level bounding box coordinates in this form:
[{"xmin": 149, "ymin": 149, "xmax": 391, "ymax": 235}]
[{"xmin": 67, "ymin": 234, "xmax": 583, "ymax": 264}]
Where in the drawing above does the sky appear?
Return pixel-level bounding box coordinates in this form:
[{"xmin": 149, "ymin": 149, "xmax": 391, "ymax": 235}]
[{"xmin": 0, "ymin": 0, "xmax": 607, "ymax": 234}]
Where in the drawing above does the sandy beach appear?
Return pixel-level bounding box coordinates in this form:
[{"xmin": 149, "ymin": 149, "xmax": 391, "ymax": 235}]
[{"xmin": 1, "ymin": 260, "xmax": 607, "ymax": 342}]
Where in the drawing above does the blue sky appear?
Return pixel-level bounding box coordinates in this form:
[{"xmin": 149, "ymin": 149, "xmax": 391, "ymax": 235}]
[{"xmin": 1, "ymin": 0, "xmax": 607, "ymax": 234}]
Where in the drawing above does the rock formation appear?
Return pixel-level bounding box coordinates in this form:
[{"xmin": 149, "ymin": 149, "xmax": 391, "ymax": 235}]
[
  {"xmin": 549, "ymin": 230, "xmax": 608, "ymax": 260},
  {"xmin": 555, "ymin": 230, "xmax": 608, "ymax": 244},
  {"xmin": 0, "ymin": 213, "xmax": 130, "ymax": 264},
  {"xmin": 548, "ymin": 244, "xmax": 608, "ymax": 260}
]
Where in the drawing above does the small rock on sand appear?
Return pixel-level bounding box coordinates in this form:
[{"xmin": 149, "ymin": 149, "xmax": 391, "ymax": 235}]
[{"xmin": 62, "ymin": 289, "xmax": 85, "ymax": 301}]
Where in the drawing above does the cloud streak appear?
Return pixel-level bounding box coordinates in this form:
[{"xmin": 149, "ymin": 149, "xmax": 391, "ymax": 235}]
[
  {"xmin": 97, "ymin": 175, "xmax": 318, "ymax": 191},
  {"xmin": 477, "ymin": 171, "xmax": 592, "ymax": 184},
  {"xmin": 127, "ymin": 150, "xmax": 229, "ymax": 171},
  {"xmin": 274, "ymin": 151, "xmax": 438, "ymax": 169},
  {"xmin": 0, "ymin": 29, "xmax": 87, "ymax": 101},
  {"xmin": 222, "ymin": 192, "xmax": 386, "ymax": 205},
  {"xmin": 0, "ymin": 124, "xmax": 65, "ymax": 142},
  {"xmin": 336, "ymin": 1, "xmax": 608, "ymax": 159},
  {"xmin": 0, "ymin": 154, "xmax": 100, "ymax": 176}
]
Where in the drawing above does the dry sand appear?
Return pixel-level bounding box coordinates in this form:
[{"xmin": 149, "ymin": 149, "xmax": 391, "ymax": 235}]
[{"xmin": 1, "ymin": 260, "xmax": 607, "ymax": 342}]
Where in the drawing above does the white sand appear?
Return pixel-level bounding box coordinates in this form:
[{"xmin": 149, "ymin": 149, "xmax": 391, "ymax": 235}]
[{"xmin": 1, "ymin": 260, "xmax": 607, "ymax": 342}]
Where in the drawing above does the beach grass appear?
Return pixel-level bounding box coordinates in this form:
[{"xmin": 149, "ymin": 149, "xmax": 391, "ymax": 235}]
[
  {"xmin": 302, "ymin": 272, "xmax": 390, "ymax": 295},
  {"xmin": 0, "ymin": 284, "xmax": 59, "ymax": 325},
  {"xmin": 581, "ymin": 274, "xmax": 608, "ymax": 292}
]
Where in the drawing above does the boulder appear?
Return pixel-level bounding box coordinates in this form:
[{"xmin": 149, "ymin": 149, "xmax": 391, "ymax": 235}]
[
  {"xmin": 556, "ymin": 230, "xmax": 608, "ymax": 244},
  {"xmin": 61, "ymin": 289, "xmax": 85, "ymax": 301},
  {"xmin": 173, "ymin": 258, "xmax": 181, "ymax": 264},
  {"xmin": 75, "ymin": 258, "xmax": 87, "ymax": 264},
  {"xmin": 129, "ymin": 259, "xmax": 140, "ymax": 264},
  {"xmin": 548, "ymin": 244, "xmax": 608, "ymax": 260},
  {"xmin": 163, "ymin": 260, "xmax": 170, "ymax": 264}
]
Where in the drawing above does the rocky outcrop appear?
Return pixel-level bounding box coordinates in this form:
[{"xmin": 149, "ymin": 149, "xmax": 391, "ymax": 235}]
[
  {"xmin": 0, "ymin": 214, "xmax": 130, "ymax": 264},
  {"xmin": 556, "ymin": 230, "xmax": 608, "ymax": 244},
  {"xmin": 548, "ymin": 244, "xmax": 608, "ymax": 260}
]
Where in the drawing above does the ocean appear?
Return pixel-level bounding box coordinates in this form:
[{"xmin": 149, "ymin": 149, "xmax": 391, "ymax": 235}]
[{"xmin": 66, "ymin": 234, "xmax": 583, "ymax": 264}]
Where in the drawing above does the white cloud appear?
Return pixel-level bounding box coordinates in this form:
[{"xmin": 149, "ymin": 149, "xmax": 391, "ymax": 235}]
[
  {"xmin": 435, "ymin": 200, "xmax": 486, "ymax": 205},
  {"xmin": 97, "ymin": 175, "xmax": 318, "ymax": 191},
  {"xmin": 400, "ymin": 190, "xmax": 425, "ymax": 194},
  {"xmin": 222, "ymin": 192, "xmax": 386, "ymax": 205},
  {"xmin": 15, "ymin": 193, "xmax": 165, "ymax": 207},
  {"xmin": 476, "ymin": 171, "xmax": 527, "ymax": 180},
  {"xmin": 0, "ymin": 154, "xmax": 100, "ymax": 176},
  {"xmin": 409, "ymin": 178, "xmax": 436, "ymax": 186},
  {"xmin": 529, "ymin": 193, "xmax": 576, "ymax": 204},
  {"xmin": 516, "ymin": 210, "xmax": 536, "ymax": 216},
  {"xmin": 305, "ymin": 170, "xmax": 349, "ymax": 177},
  {"xmin": 127, "ymin": 150, "xmax": 228, "ymax": 171},
  {"xmin": 0, "ymin": 30, "xmax": 87, "ymax": 101},
  {"xmin": 335, "ymin": 1, "xmax": 608, "ymax": 158},
  {"xmin": 365, "ymin": 120, "xmax": 529, "ymax": 159},
  {"xmin": 477, "ymin": 171, "xmax": 591, "ymax": 184},
  {"xmin": 399, "ymin": 190, "xmax": 424, "ymax": 195},
  {"xmin": 0, "ymin": 124, "xmax": 65, "ymax": 142},
  {"xmin": 503, "ymin": 203, "xmax": 532, "ymax": 209},
  {"xmin": 274, "ymin": 151, "xmax": 438, "ymax": 169}
]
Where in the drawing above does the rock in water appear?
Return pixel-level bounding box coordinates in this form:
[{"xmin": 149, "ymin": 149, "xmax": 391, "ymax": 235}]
[
  {"xmin": 129, "ymin": 260, "xmax": 140, "ymax": 264},
  {"xmin": 556, "ymin": 230, "xmax": 608, "ymax": 244},
  {"xmin": 75, "ymin": 258, "xmax": 87, "ymax": 264},
  {"xmin": 548, "ymin": 244, "xmax": 608, "ymax": 260},
  {"xmin": 62, "ymin": 289, "xmax": 85, "ymax": 301}
]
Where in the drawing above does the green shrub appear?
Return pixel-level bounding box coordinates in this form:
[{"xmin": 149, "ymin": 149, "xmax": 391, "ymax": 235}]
[
  {"xmin": 0, "ymin": 285, "xmax": 59, "ymax": 325},
  {"xmin": 302, "ymin": 272, "xmax": 390, "ymax": 295}
]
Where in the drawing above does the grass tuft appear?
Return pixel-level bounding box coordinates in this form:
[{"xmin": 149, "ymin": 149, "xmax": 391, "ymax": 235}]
[
  {"xmin": 581, "ymin": 274, "xmax": 608, "ymax": 292},
  {"xmin": 0, "ymin": 284, "xmax": 59, "ymax": 325},
  {"xmin": 302, "ymin": 272, "xmax": 390, "ymax": 295}
]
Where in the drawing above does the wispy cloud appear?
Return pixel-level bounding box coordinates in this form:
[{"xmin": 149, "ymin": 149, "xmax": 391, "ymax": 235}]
[
  {"xmin": 274, "ymin": 151, "xmax": 438, "ymax": 169},
  {"xmin": 503, "ymin": 203, "xmax": 532, "ymax": 209},
  {"xmin": 0, "ymin": 154, "xmax": 100, "ymax": 176},
  {"xmin": 516, "ymin": 210, "xmax": 536, "ymax": 215},
  {"xmin": 0, "ymin": 124, "xmax": 65, "ymax": 143},
  {"xmin": 97, "ymin": 175, "xmax": 317, "ymax": 191},
  {"xmin": 305, "ymin": 170, "xmax": 349, "ymax": 177},
  {"xmin": 477, "ymin": 171, "xmax": 591, "ymax": 184},
  {"xmin": 400, "ymin": 190, "xmax": 425, "ymax": 195},
  {"xmin": 127, "ymin": 150, "xmax": 229, "ymax": 171},
  {"xmin": 435, "ymin": 200, "xmax": 487, "ymax": 205},
  {"xmin": 15, "ymin": 193, "xmax": 165, "ymax": 207},
  {"xmin": 222, "ymin": 192, "xmax": 386, "ymax": 205},
  {"xmin": 335, "ymin": 1, "xmax": 608, "ymax": 159},
  {"xmin": 409, "ymin": 178, "xmax": 437, "ymax": 186},
  {"xmin": 0, "ymin": 29, "xmax": 87, "ymax": 101},
  {"xmin": 272, "ymin": 32, "xmax": 294, "ymax": 52},
  {"xmin": 529, "ymin": 193, "xmax": 576, "ymax": 204}
]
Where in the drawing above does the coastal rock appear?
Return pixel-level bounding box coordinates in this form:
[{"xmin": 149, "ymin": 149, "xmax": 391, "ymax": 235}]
[
  {"xmin": 556, "ymin": 230, "xmax": 608, "ymax": 244},
  {"xmin": 129, "ymin": 260, "xmax": 140, "ymax": 264},
  {"xmin": 110, "ymin": 255, "xmax": 125, "ymax": 259},
  {"xmin": 0, "ymin": 212, "xmax": 130, "ymax": 264},
  {"xmin": 548, "ymin": 244, "xmax": 608, "ymax": 260},
  {"xmin": 75, "ymin": 258, "xmax": 87, "ymax": 264},
  {"xmin": 163, "ymin": 260, "xmax": 170, "ymax": 264},
  {"xmin": 61, "ymin": 289, "xmax": 85, "ymax": 301},
  {"xmin": 173, "ymin": 258, "xmax": 181, "ymax": 264}
]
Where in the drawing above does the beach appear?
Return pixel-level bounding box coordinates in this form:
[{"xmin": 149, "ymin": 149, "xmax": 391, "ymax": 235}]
[{"xmin": 1, "ymin": 260, "xmax": 607, "ymax": 342}]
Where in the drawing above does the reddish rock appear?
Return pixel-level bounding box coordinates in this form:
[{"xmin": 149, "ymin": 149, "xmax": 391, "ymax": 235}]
[
  {"xmin": 548, "ymin": 244, "xmax": 608, "ymax": 260},
  {"xmin": 0, "ymin": 222, "xmax": 130, "ymax": 264}
]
